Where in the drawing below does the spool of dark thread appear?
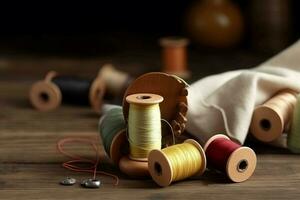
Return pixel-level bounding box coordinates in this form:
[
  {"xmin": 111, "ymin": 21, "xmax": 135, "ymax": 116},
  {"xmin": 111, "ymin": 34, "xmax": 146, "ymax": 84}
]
[{"xmin": 29, "ymin": 71, "xmax": 105, "ymax": 112}]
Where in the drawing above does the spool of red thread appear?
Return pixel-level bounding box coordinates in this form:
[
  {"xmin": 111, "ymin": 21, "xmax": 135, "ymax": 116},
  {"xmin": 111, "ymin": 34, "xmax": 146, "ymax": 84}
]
[{"xmin": 204, "ymin": 134, "xmax": 257, "ymax": 182}]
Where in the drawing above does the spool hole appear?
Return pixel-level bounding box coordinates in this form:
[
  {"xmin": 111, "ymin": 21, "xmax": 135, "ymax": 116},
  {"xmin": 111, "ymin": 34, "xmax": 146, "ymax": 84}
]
[
  {"xmin": 137, "ymin": 95, "xmax": 151, "ymax": 100},
  {"xmin": 260, "ymin": 119, "xmax": 271, "ymax": 131},
  {"xmin": 40, "ymin": 92, "xmax": 49, "ymax": 102},
  {"xmin": 154, "ymin": 162, "xmax": 162, "ymax": 176},
  {"xmin": 237, "ymin": 160, "xmax": 248, "ymax": 172}
]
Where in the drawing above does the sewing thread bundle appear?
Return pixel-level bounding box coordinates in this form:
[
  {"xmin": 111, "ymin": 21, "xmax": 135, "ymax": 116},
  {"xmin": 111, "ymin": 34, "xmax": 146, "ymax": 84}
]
[
  {"xmin": 160, "ymin": 37, "xmax": 190, "ymax": 79},
  {"xmin": 288, "ymin": 94, "xmax": 300, "ymax": 153},
  {"xmin": 250, "ymin": 90, "xmax": 297, "ymax": 142},
  {"xmin": 99, "ymin": 105, "xmax": 128, "ymax": 164},
  {"xmin": 29, "ymin": 71, "xmax": 105, "ymax": 112},
  {"xmin": 148, "ymin": 139, "xmax": 206, "ymax": 187},
  {"xmin": 204, "ymin": 134, "xmax": 257, "ymax": 182},
  {"xmin": 126, "ymin": 93, "xmax": 164, "ymax": 160}
]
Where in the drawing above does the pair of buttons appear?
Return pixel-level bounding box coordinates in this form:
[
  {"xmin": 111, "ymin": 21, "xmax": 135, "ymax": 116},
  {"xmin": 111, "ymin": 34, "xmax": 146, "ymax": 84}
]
[{"xmin": 60, "ymin": 177, "xmax": 101, "ymax": 188}]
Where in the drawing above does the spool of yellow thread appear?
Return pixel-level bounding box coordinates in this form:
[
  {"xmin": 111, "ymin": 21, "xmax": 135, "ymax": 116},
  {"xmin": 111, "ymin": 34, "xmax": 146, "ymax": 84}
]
[
  {"xmin": 127, "ymin": 93, "xmax": 164, "ymax": 160},
  {"xmin": 119, "ymin": 93, "xmax": 164, "ymax": 177},
  {"xmin": 250, "ymin": 89, "xmax": 297, "ymax": 142},
  {"xmin": 148, "ymin": 139, "xmax": 206, "ymax": 187}
]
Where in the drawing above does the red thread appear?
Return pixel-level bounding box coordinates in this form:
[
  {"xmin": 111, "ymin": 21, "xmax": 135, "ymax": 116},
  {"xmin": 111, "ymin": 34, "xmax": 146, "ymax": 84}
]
[
  {"xmin": 205, "ymin": 137, "xmax": 240, "ymax": 172},
  {"xmin": 57, "ymin": 137, "xmax": 119, "ymax": 186}
]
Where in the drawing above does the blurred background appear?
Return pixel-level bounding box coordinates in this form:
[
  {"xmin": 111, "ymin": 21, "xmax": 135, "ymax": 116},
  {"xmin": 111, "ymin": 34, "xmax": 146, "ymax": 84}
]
[{"xmin": 0, "ymin": 0, "xmax": 299, "ymax": 80}]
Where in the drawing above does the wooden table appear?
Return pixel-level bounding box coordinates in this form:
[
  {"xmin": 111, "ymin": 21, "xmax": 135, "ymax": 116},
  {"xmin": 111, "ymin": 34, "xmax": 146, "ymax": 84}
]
[{"xmin": 1, "ymin": 53, "xmax": 300, "ymax": 199}]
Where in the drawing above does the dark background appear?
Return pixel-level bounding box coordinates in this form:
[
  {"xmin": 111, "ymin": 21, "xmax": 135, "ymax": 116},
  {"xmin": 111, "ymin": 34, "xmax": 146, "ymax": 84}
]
[
  {"xmin": 0, "ymin": 0, "xmax": 298, "ymax": 79},
  {"xmin": 0, "ymin": 1, "xmax": 298, "ymax": 55}
]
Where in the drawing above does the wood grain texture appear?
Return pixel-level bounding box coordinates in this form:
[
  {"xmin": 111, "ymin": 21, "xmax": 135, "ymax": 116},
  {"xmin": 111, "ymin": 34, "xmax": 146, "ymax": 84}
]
[{"xmin": 1, "ymin": 80, "xmax": 300, "ymax": 199}]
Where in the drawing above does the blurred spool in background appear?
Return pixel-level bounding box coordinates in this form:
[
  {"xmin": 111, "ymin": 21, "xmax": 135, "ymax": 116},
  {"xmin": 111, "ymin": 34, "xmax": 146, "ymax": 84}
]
[
  {"xmin": 250, "ymin": 90, "xmax": 297, "ymax": 142},
  {"xmin": 204, "ymin": 134, "xmax": 256, "ymax": 182},
  {"xmin": 98, "ymin": 64, "xmax": 133, "ymax": 99},
  {"xmin": 29, "ymin": 71, "xmax": 105, "ymax": 112},
  {"xmin": 185, "ymin": 0, "xmax": 244, "ymax": 48},
  {"xmin": 148, "ymin": 139, "xmax": 206, "ymax": 187},
  {"xmin": 159, "ymin": 37, "xmax": 190, "ymax": 79}
]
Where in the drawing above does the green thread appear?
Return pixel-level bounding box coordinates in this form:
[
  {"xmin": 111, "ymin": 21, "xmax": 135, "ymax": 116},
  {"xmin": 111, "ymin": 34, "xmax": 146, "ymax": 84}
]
[
  {"xmin": 99, "ymin": 106, "xmax": 126, "ymax": 156},
  {"xmin": 288, "ymin": 94, "xmax": 300, "ymax": 153}
]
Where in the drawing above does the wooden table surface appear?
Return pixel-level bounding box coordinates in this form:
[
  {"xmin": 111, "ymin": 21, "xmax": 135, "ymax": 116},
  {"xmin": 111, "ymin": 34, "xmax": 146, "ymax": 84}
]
[{"xmin": 1, "ymin": 52, "xmax": 300, "ymax": 199}]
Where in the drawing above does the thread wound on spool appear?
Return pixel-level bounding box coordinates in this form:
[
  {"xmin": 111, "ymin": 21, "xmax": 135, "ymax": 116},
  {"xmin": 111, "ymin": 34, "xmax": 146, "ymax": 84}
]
[
  {"xmin": 250, "ymin": 90, "xmax": 297, "ymax": 142},
  {"xmin": 204, "ymin": 134, "xmax": 256, "ymax": 183},
  {"xmin": 98, "ymin": 64, "xmax": 131, "ymax": 97},
  {"xmin": 126, "ymin": 93, "xmax": 164, "ymax": 161},
  {"xmin": 288, "ymin": 94, "xmax": 300, "ymax": 153},
  {"xmin": 148, "ymin": 139, "xmax": 206, "ymax": 187},
  {"xmin": 160, "ymin": 37, "xmax": 190, "ymax": 78},
  {"xmin": 99, "ymin": 106, "xmax": 128, "ymax": 164},
  {"xmin": 30, "ymin": 71, "xmax": 105, "ymax": 112}
]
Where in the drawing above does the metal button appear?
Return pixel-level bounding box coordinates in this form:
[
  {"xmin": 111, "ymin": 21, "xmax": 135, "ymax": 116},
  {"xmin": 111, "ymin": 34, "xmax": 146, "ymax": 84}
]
[
  {"xmin": 60, "ymin": 177, "xmax": 76, "ymax": 186},
  {"xmin": 81, "ymin": 178, "xmax": 101, "ymax": 188}
]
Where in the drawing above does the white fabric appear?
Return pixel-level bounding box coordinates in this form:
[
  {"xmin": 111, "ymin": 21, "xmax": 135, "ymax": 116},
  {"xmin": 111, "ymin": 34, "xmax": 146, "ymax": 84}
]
[{"xmin": 186, "ymin": 40, "xmax": 300, "ymax": 145}]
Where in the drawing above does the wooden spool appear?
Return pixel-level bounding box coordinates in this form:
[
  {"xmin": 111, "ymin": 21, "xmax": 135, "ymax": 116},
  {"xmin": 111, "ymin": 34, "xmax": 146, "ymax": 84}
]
[
  {"xmin": 97, "ymin": 64, "xmax": 132, "ymax": 98},
  {"xmin": 122, "ymin": 72, "xmax": 188, "ymax": 137},
  {"xmin": 160, "ymin": 37, "xmax": 190, "ymax": 79},
  {"xmin": 204, "ymin": 134, "xmax": 257, "ymax": 183},
  {"xmin": 250, "ymin": 90, "xmax": 297, "ymax": 142},
  {"xmin": 29, "ymin": 71, "xmax": 62, "ymax": 111},
  {"xmin": 29, "ymin": 71, "xmax": 105, "ymax": 112},
  {"xmin": 126, "ymin": 93, "xmax": 164, "ymax": 161},
  {"xmin": 119, "ymin": 93, "xmax": 163, "ymax": 177},
  {"xmin": 119, "ymin": 156, "xmax": 149, "ymax": 178},
  {"xmin": 148, "ymin": 139, "xmax": 206, "ymax": 187}
]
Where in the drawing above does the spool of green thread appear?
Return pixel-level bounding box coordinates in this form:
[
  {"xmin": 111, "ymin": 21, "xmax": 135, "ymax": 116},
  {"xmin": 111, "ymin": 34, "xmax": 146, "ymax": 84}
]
[
  {"xmin": 288, "ymin": 94, "xmax": 300, "ymax": 153},
  {"xmin": 99, "ymin": 105, "xmax": 128, "ymax": 164}
]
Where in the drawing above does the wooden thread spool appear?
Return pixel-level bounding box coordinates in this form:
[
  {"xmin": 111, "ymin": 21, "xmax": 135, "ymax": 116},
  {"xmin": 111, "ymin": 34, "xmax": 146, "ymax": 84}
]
[
  {"xmin": 204, "ymin": 134, "xmax": 257, "ymax": 183},
  {"xmin": 250, "ymin": 90, "xmax": 297, "ymax": 142},
  {"xmin": 119, "ymin": 93, "xmax": 163, "ymax": 177},
  {"xmin": 148, "ymin": 139, "xmax": 206, "ymax": 187},
  {"xmin": 29, "ymin": 71, "xmax": 105, "ymax": 112},
  {"xmin": 98, "ymin": 64, "xmax": 132, "ymax": 98},
  {"xmin": 159, "ymin": 37, "xmax": 190, "ymax": 79}
]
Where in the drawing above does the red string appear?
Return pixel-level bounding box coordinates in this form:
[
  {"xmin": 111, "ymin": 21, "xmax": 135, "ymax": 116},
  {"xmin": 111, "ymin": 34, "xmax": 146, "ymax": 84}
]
[
  {"xmin": 205, "ymin": 137, "xmax": 240, "ymax": 172},
  {"xmin": 57, "ymin": 137, "xmax": 119, "ymax": 186}
]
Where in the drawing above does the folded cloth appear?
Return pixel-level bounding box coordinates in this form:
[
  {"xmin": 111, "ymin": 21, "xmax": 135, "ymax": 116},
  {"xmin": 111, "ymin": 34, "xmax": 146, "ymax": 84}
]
[{"xmin": 186, "ymin": 40, "xmax": 300, "ymax": 146}]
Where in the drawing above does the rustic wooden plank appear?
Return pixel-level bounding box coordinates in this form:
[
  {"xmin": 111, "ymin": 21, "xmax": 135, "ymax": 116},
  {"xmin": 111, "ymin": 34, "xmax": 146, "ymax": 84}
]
[
  {"xmin": 0, "ymin": 155, "xmax": 300, "ymax": 200},
  {"xmin": 2, "ymin": 75, "xmax": 300, "ymax": 199}
]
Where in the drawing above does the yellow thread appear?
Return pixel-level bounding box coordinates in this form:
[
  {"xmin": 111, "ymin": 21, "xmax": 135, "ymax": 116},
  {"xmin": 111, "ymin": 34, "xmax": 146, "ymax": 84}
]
[
  {"xmin": 162, "ymin": 143, "xmax": 202, "ymax": 182},
  {"xmin": 128, "ymin": 103, "xmax": 162, "ymax": 159}
]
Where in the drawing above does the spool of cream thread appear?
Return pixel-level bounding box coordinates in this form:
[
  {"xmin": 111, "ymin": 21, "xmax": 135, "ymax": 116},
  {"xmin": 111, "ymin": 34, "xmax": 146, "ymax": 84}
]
[
  {"xmin": 159, "ymin": 37, "xmax": 190, "ymax": 79},
  {"xmin": 288, "ymin": 94, "xmax": 300, "ymax": 153},
  {"xmin": 250, "ymin": 90, "xmax": 297, "ymax": 142},
  {"xmin": 148, "ymin": 139, "xmax": 206, "ymax": 187},
  {"xmin": 119, "ymin": 93, "xmax": 164, "ymax": 177},
  {"xmin": 99, "ymin": 105, "xmax": 128, "ymax": 164},
  {"xmin": 98, "ymin": 64, "xmax": 132, "ymax": 98}
]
